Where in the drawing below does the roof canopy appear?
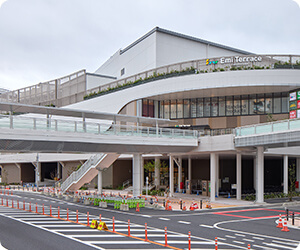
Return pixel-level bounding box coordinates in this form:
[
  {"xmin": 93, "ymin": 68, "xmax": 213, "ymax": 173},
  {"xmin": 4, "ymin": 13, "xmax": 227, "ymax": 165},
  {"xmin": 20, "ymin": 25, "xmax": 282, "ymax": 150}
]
[{"xmin": 0, "ymin": 102, "xmax": 176, "ymax": 125}]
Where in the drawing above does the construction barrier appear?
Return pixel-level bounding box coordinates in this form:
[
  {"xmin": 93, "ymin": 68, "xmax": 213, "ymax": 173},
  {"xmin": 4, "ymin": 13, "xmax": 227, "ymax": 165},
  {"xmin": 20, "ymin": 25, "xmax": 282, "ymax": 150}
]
[
  {"xmin": 90, "ymin": 219, "xmax": 98, "ymax": 229},
  {"xmin": 97, "ymin": 221, "xmax": 108, "ymax": 231}
]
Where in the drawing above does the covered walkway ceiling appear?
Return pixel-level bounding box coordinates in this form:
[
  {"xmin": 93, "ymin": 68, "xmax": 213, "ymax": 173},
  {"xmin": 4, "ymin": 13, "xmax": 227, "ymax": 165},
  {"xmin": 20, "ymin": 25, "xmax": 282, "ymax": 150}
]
[{"xmin": 0, "ymin": 102, "xmax": 175, "ymax": 125}]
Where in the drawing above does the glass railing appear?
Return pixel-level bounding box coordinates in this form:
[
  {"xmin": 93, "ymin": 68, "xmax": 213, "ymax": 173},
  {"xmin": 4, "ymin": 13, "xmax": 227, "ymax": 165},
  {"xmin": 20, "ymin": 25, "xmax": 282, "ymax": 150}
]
[
  {"xmin": 235, "ymin": 118, "xmax": 300, "ymax": 137},
  {"xmin": 0, "ymin": 114, "xmax": 198, "ymax": 139}
]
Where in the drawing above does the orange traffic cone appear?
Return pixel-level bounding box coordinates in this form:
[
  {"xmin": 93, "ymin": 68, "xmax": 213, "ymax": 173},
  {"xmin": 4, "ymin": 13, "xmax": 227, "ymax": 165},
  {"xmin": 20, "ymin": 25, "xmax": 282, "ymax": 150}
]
[
  {"xmin": 136, "ymin": 202, "xmax": 140, "ymax": 212},
  {"xmin": 277, "ymin": 214, "xmax": 283, "ymax": 228},
  {"xmin": 281, "ymin": 218, "xmax": 289, "ymax": 232},
  {"xmin": 182, "ymin": 202, "xmax": 186, "ymax": 211}
]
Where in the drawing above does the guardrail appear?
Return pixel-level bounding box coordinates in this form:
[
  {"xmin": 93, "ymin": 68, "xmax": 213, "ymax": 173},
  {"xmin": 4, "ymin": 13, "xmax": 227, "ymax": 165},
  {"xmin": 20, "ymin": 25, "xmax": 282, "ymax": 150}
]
[
  {"xmin": 61, "ymin": 154, "xmax": 104, "ymax": 192},
  {"xmin": 0, "ymin": 114, "xmax": 198, "ymax": 139},
  {"xmin": 235, "ymin": 118, "xmax": 300, "ymax": 137}
]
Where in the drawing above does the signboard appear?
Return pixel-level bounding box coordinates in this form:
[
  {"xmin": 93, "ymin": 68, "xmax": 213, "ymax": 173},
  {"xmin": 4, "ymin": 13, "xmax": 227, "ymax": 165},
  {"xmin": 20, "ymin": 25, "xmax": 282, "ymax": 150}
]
[
  {"xmin": 219, "ymin": 56, "xmax": 262, "ymax": 64},
  {"xmin": 290, "ymin": 101, "xmax": 297, "ymax": 110},
  {"xmin": 297, "ymin": 91, "xmax": 300, "ymax": 100},
  {"xmin": 290, "ymin": 110, "xmax": 296, "ymax": 119},
  {"xmin": 297, "ymin": 109, "xmax": 300, "ymax": 118},
  {"xmin": 290, "ymin": 92, "xmax": 297, "ymax": 101}
]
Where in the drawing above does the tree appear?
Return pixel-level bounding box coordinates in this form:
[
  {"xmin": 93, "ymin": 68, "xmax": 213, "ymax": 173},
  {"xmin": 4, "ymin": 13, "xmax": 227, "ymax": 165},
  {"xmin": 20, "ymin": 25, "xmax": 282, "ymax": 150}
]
[
  {"xmin": 144, "ymin": 160, "xmax": 167, "ymax": 189},
  {"xmin": 288, "ymin": 163, "xmax": 296, "ymax": 202}
]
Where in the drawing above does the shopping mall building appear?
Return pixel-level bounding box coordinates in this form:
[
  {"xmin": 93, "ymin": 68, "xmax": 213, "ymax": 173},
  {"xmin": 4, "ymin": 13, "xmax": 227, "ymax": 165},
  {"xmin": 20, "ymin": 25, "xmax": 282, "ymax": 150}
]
[{"xmin": 0, "ymin": 27, "xmax": 300, "ymax": 202}]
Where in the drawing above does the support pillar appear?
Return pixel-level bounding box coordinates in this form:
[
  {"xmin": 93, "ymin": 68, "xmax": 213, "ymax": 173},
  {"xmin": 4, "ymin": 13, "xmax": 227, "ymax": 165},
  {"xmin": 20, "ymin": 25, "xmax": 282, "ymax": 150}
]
[
  {"xmin": 177, "ymin": 157, "xmax": 182, "ymax": 193},
  {"xmin": 236, "ymin": 153, "xmax": 242, "ymax": 200},
  {"xmin": 169, "ymin": 155, "xmax": 174, "ymax": 197},
  {"xmin": 97, "ymin": 170, "xmax": 102, "ymax": 194},
  {"xmin": 283, "ymin": 155, "xmax": 288, "ymax": 195},
  {"xmin": 188, "ymin": 157, "xmax": 192, "ymax": 181},
  {"xmin": 133, "ymin": 154, "xmax": 142, "ymax": 197},
  {"xmin": 216, "ymin": 155, "xmax": 219, "ymax": 197},
  {"xmin": 210, "ymin": 153, "xmax": 217, "ymax": 202},
  {"xmin": 256, "ymin": 146, "xmax": 264, "ymax": 203},
  {"xmin": 253, "ymin": 157, "xmax": 257, "ymax": 192},
  {"xmin": 57, "ymin": 162, "xmax": 61, "ymax": 180},
  {"xmin": 141, "ymin": 156, "xmax": 144, "ymax": 191},
  {"xmin": 297, "ymin": 158, "xmax": 300, "ymax": 192},
  {"xmin": 155, "ymin": 157, "xmax": 160, "ymax": 189}
]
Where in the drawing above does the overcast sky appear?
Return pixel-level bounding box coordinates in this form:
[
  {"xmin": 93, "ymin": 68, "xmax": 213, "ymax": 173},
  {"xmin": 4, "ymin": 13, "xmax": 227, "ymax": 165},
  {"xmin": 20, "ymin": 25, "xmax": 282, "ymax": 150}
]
[{"xmin": 0, "ymin": 0, "xmax": 300, "ymax": 91}]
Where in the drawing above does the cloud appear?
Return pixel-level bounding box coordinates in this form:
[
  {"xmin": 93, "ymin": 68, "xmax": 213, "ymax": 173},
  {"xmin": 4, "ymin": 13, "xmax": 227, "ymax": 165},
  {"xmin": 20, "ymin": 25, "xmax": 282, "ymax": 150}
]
[
  {"xmin": 0, "ymin": 0, "xmax": 300, "ymax": 90},
  {"xmin": 0, "ymin": 0, "xmax": 7, "ymax": 7},
  {"xmin": 293, "ymin": 0, "xmax": 300, "ymax": 7}
]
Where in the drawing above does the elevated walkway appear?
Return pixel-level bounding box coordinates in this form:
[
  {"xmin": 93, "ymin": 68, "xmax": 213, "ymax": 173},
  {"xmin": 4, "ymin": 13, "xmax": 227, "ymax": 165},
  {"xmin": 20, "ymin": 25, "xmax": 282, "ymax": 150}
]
[{"xmin": 235, "ymin": 118, "xmax": 300, "ymax": 148}]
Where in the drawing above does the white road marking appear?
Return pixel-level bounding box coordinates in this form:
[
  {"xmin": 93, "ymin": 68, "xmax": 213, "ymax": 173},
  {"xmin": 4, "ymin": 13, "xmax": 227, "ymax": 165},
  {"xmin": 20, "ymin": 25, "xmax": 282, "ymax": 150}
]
[
  {"xmin": 199, "ymin": 224, "xmax": 213, "ymax": 228},
  {"xmin": 272, "ymin": 240, "xmax": 299, "ymax": 247},
  {"xmin": 217, "ymin": 237, "xmax": 226, "ymax": 241},
  {"xmin": 159, "ymin": 217, "xmax": 170, "ymax": 221},
  {"xmin": 54, "ymin": 229, "xmax": 100, "ymax": 232},
  {"xmin": 235, "ymin": 233, "xmax": 246, "ymax": 237},
  {"xmin": 113, "ymin": 229, "xmax": 163, "ymax": 232},
  {"xmin": 85, "ymin": 241, "xmax": 149, "ymax": 244},
  {"xmin": 225, "ymin": 235, "xmax": 236, "ymax": 239},
  {"xmin": 71, "ymin": 235, "xmax": 124, "ymax": 238},
  {"xmin": 253, "ymin": 237, "xmax": 264, "ymax": 240},
  {"xmin": 253, "ymin": 244, "xmax": 277, "ymax": 250},
  {"xmin": 42, "ymin": 224, "xmax": 87, "ymax": 227},
  {"xmin": 156, "ymin": 241, "xmax": 220, "ymax": 245},
  {"xmin": 131, "ymin": 234, "xmax": 187, "ymax": 238},
  {"xmin": 243, "ymin": 239, "xmax": 254, "ymax": 242},
  {"xmin": 263, "ymin": 242, "xmax": 294, "ymax": 249},
  {"xmin": 233, "ymin": 241, "xmax": 245, "ymax": 245},
  {"xmin": 178, "ymin": 221, "xmax": 191, "ymax": 224},
  {"xmin": 141, "ymin": 215, "xmax": 151, "ymax": 218}
]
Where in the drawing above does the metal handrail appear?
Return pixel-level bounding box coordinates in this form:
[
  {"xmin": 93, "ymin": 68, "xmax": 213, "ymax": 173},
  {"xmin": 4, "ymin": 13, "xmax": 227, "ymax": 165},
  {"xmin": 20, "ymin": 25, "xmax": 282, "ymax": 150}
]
[
  {"xmin": 0, "ymin": 114, "xmax": 198, "ymax": 139},
  {"xmin": 61, "ymin": 154, "xmax": 104, "ymax": 192},
  {"xmin": 235, "ymin": 118, "xmax": 300, "ymax": 137}
]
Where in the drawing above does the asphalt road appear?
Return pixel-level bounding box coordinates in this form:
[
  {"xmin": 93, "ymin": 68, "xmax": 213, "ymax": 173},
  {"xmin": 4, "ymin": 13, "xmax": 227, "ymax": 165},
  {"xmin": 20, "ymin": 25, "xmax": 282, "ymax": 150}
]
[{"xmin": 0, "ymin": 190, "xmax": 299, "ymax": 250}]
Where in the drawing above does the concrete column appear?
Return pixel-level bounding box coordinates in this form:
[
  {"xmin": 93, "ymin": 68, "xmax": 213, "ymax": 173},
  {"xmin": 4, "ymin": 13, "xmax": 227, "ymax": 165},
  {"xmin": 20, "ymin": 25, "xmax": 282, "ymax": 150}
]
[
  {"xmin": 133, "ymin": 154, "xmax": 142, "ymax": 197},
  {"xmin": 256, "ymin": 146, "xmax": 264, "ymax": 203},
  {"xmin": 283, "ymin": 155, "xmax": 288, "ymax": 195},
  {"xmin": 253, "ymin": 157, "xmax": 257, "ymax": 192},
  {"xmin": 97, "ymin": 170, "xmax": 102, "ymax": 194},
  {"xmin": 35, "ymin": 162, "xmax": 41, "ymax": 187},
  {"xmin": 297, "ymin": 158, "xmax": 300, "ymax": 192},
  {"xmin": 210, "ymin": 153, "xmax": 216, "ymax": 202},
  {"xmin": 178, "ymin": 157, "xmax": 182, "ymax": 193},
  {"xmin": 216, "ymin": 154, "xmax": 219, "ymax": 197},
  {"xmin": 141, "ymin": 156, "xmax": 144, "ymax": 191},
  {"xmin": 236, "ymin": 153, "xmax": 242, "ymax": 200},
  {"xmin": 57, "ymin": 162, "xmax": 61, "ymax": 180},
  {"xmin": 169, "ymin": 155, "xmax": 174, "ymax": 197},
  {"xmin": 188, "ymin": 157, "xmax": 192, "ymax": 181},
  {"xmin": 155, "ymin": 157, "xmax": 160, "ymax": 189}
]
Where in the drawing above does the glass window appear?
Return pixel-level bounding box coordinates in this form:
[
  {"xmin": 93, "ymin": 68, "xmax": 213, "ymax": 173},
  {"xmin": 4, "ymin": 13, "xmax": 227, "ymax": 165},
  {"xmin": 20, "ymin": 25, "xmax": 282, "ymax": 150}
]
[
  {"xmin": 204, "ymin": 98, "xmax": 211, "ymax": 117},
  {"xmin": 219, "ymin": 97, "xmax": 225, "ymax": 116},
  {"xmin": 148, "ymin": 100, "xmax": 154, "ymax": 117},
  {"xmin": 241, "ymin": 95, "xmax": 249, "ymax": 115},
  {"xmin": 142, "ymin": 99, "xmax": 148, "ymax": 117},
  {"xmin": 249, "ymin": 94, "xmax": 256, "ymax": 115},
  {"xmin": 197, "ymin": 98, "xmax": 203, "ymax": 117},
  {"xmin": 255, "ymin": 94, "xmax": 265, "ymax": 114},
  {"xmin": 265, "ymin": 94, "xmax": 273, "ymax": 114},
  {"xmin": 234, "ymin": 96, "xmax": 241, "ymax": 116},
  {"xmin": 211, "ymin": 97, "xmax": 218, "ymax": 116},
  {"xmin": 183, "ymin": 99, "xmax": 190, "ymax": 118},
  {"xmin": 191, "ymin": 99, "xmax": 197, "ymax": 118},
  {"xmin": 226, "ymin": 96, "xmax": 233, "ymax": 116},
  {"xmin": 170, "ymin": 100, "xmax": 176, "ymax": 119},
  {"xmin": 273, "ymin": 93, "xmax": 281, "ymax": 114},
  {"xmin": 177, "ymin": 99, "xmax": 183, "ymax": 118},
  {"xmin": 164, "ymin": 100, "xmax": 170, "ymax": 119},
  {"xmin": 159, "ymin": 101, "xmax": 163, "ymax": 118},
  {"xmin": 282, "ymin": 93, "xmax": 288, "ymax": 113}
]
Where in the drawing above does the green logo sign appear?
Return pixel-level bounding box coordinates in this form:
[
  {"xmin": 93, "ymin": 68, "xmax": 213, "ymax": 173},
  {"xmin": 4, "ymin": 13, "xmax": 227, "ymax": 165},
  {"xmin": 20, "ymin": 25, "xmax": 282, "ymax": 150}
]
[{"xmin": 297, "ymin": 91, "xmax": 300, "ymax": 100}]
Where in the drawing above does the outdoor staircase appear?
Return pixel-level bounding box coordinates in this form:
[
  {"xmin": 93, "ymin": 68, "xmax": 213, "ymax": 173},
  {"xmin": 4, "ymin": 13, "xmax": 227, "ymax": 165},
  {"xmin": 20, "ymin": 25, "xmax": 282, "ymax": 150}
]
[{"xmin": 61, "ymin": 153, "xmax": 119, "ymax": 193}]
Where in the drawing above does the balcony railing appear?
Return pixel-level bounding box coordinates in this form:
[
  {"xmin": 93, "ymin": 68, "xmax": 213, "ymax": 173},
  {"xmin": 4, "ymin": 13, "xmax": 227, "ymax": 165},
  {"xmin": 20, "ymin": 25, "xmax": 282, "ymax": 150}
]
[{"xmin": 0, "ymin": 114, "xmax": 198, "ymax": 139}]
